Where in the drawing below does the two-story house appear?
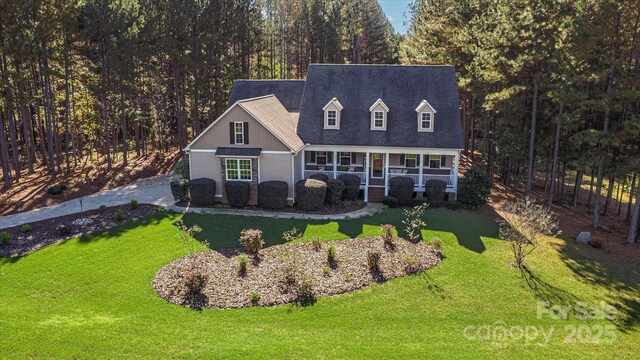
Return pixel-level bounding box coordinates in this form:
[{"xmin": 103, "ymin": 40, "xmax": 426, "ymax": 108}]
[{"xmin": 184, "ymin": 64, "xmax": 463, "ymax": 204}]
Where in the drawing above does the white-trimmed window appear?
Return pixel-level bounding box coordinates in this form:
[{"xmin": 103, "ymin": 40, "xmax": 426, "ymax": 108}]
[
  {"xmin": 234, "ymin": 122, "xmax": 244, "ymax": 144},
  {"xmin": 327, "ymin": 110, "xmax": 337, "ymax": 127},
  {"xmin": 420, "ymin": 112, "xmax": 432, "ymax": 131},
  {"xmin": 316, "ymin": 151, "xmax": 328, "ymax": 165},
  {"xmin": 369, "ymin": 99, "xmax": 389, "ymax": 131},
  {"xmin": 226, "ymin": 158, "xmax": 252, "ymax": 181},
  {"xmin": 405, "ymin": 154, "xmax": 417, "ymax": 168},
  {"xmin": 340, "ymin": 152, "xmax": 352, "ymax": 166},
  {"xmin": 373, "ymin": 111, "xmax": 385, "ymax": 128},
  {"xmin": 428, "ymin": 155, "xmax": 441, "ymax": 169}
]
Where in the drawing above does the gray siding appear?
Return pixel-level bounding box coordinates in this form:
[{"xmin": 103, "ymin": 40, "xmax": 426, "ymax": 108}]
[
  {"xmin": 189, "ymin": 152, "xmax": 223, "ymax": 196},
  {"xmin": 259, "ymin": 153, "xmax": 295, "ymax": 199}
]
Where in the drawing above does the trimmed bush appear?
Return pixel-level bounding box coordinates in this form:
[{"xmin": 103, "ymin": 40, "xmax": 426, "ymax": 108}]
[
  {"xmin": 447, "ymin": 200, "xmax": 463, "ymax": 210},
  {"xmin": 0, "ymin": 232, "xmax": 12, "ymax": 246},
  {"xmin": 383, "ymin": 196, "xmax": 399, "ymax": 208},
  {"xmin": 389, "ymin": 176, "xmax": 414, "ymax": 206},
  {"xmin": 184, "ymin": 270, "xmax": 207, "ymax": 295},
  {"xmin": 367, "ymin": 251, "xmax": 381, "ymax": 272},
  {"xmin": 413, "ymin": 195, "xmax": 429, "ymax": 206},
  {"xmin": 425, "ymin": 179, "xmax": 447, "ymax": 208},
  {"xmin": 458, "ymin": 167, "xmax": 492, "ymax": 208},
  {"xmin": 226, "ymin": 181, "xmax": 250, "ymax": 208},
  {"xmin": 309, "ymin": 173, "xmax": 329, "ymax": 182},
  {"xmin": 115, "ymin": 210, "xmax": 125, "ymax": 222},
  {"xmin": 130, "ymin": 199, "xmax": 138, "ymax": 209},
  {"xmin": 99, "ymin": 205, "xmax": 108, "ymax": 211},
  {"xmin": 47, "ymin": 184, "xmax": 67, "ymax": 195},
  {"xmin": 21, "ymin": 224, "xmax": 32, "ymax": 233},
  {"xmin": 173, "ymin": 158, "xmax": 190, "ymax": 179},
  {"xmin": 338, "ymin": 174, "xmax": 361, "ymax": 200},
  {"xmin": 188, "ymin": 178, "xmax": 216, "ymax": 206},
  {"xmin": 295, "ymin": 179, "xmax": 327, "ymax": 211},
  {"xmin": 325, "ymin": 179, "xmax": 346, "ymax": 205},
  {"xmin": 258, "ymin": 181, "xmax": 288, "ymax": 210},
  {"xmin": 170, "ymin": 178, "xmax": 190, "ymax": 202}
]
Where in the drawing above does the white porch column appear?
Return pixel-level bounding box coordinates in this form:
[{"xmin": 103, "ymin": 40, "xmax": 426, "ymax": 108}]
[
  {"xmin": 453, "ymin": 151, "xmax": 460, "ymax": 191},
  {"xmin": 333, "ymin": 151, "xmax": 338, "ymax": 179},
  {"xmin": 418, "ymin": 153, "xmax": 424, "ymax": 190},
  {"xmin": 384, "ymin": 152, "xmax": 390, "ymax": 196},
  {"xmin": 364, "ymin": 152, "xmax": 370, "ymax": 202},
  {"xmin": 300, "ymin": 150, "xmax": 306, "ymax": 179}
]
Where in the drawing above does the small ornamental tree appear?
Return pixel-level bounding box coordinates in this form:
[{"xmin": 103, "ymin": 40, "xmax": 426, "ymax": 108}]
[
  {"xmin": 239, "ymin": 229, "xmax": 264, "ymax": 254},
  {"xmin": 458, "ymin": 167, "xmax": 492, "ymax": 208},
  {"xmin": 402, "ymin": 204, "xmax": 428, "ymax": 242},
  {"xmin": 497, "ymin": 198, "xmax": 561, "ymax": 267}
]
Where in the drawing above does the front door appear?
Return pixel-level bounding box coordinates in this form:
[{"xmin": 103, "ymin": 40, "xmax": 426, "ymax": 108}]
[{"xmin": 371, "ymin": 153, "xmax": 383, "ymax": 178}]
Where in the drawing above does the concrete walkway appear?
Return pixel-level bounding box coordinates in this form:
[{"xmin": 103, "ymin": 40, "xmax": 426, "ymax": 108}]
[{"xmin": 0, "ymin": 174, "xmax": 383, "ymax": 229}]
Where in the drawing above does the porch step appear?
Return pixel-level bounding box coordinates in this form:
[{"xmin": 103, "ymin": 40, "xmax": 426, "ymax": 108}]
[{"xmin": 367, "ymin": 187, "xmax": 385, "ymax": 203}]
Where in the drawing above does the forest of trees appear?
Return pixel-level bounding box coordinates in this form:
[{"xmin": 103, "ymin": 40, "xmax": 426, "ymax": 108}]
[
  {"xmin": 403, "ymin": 0, "xmax": 639, "ymax": 241},
  {"xmin": 0, "ymin": 0, "xmax": 638, "ymax": 241},
  {"xmin": 0, "ymin": 0, "xmax": 397, "ymax": 182}
]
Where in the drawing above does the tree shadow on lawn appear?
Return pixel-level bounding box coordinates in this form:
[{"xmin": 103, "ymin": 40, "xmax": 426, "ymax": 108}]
[
  {"xmin": 425, "ymin": 207, "xmax": 499, "ymax": 254},
  {"xmin": 555, "ymin": 240, "xmax": 640, "ymax": 332},
  {"xmin": 519, "ymin": 265, "xmax": 579, "ymax": 305}
]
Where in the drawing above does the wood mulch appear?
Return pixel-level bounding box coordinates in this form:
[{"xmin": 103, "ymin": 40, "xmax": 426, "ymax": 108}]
[
  {"xmin": 175, "ymin": 200, "xmax": 367, "ymax": 215},
  {"xmin": 0, "ymin": 150, "xmax": 179, "ymax": 216},
  {"xmin": 153, "ymin": 236, "xmax": 442, "ymax": 309},
  {"xmin": 0, "ymin": 204, "xmax": 159, "ymax": 258}
]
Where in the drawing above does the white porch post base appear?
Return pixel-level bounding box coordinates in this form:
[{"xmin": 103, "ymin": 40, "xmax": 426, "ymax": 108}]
[
  {"xmin": 364, "ymin": 152, "xmax": 370, "ymax": 202},
  {"xmin": 384, "ymin": 152, "xmax": 390, "ymax": 196}
]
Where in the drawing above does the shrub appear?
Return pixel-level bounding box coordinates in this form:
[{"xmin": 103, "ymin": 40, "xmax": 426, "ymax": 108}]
[
  {"xmin": 99, "ymin": 205, "xmax": 108, "ymax": 211},
  {"xmin": 0, "ymin": 232, "xmax": 12, "ymax": 246},
  {"xmin": 282, "ymin": 227, "xmax": 302, "ymax": 242},
  {"xmin": 250, "ymin": 291, "xmax": 261, "ymax": 304},
  {"xmin": 402, "ymin": 204, "xmax": 428, "ymax": 242},
  {"xmin": 338, "ymin": 174, "xmax": 360, "ymax": 200},
  {"xmin": 308, "ymin": 173, "xmax": 328, "ymax": 182},
  {"xmin": 402, "ymin": 255, "xmax": 420, "ymax": 274},
  {"xmin": 380, "ymin": 224, "xmax": 395, "ymax": 247},
  {"xmin": 425, "ymin": 179, "xmax": 447, "ymax": 208},
  {"xmin": 295, "ymin": 179, "xmax": 327, "ymax": 211},
  {"xmin": 458, "ymin": 167, "xmax": 492, "ymax": 208},
  {"xmin": 237, "ymin": 254, "xmax": 249, "ymax": 276},
  {"xmin": 322, "ymin": 266, "xmax": 331, "ymax": 276},
  {"xmin": 389, "ymin": 176, "xmax": 415, "ymax": 206},
  {"xmin": 188, "ymin": 178, "xmax": 216, "ymax": 206},
  {"xmin": 47, "ymin": 184, "xmax": 67, "ymax": 195},
  {"xmin": 226, "ymin": 181, "xmax": 250, "ymax": 208},
  {"xmin": 239, "ymin": 229, "xmax": 264, "ymax": 254},
  {"xmin": 383, "ymin": 196, "xmax": 399, "ymax": 208},
  {"xmin": 311, "ymin": 236, "xmax": 323, "ymax": 251},
  {"xmin": 258, "ymin": 181, "xmax": 288, "ymax": 210},
  {"xmin": 115, "ymin": 210, "xmax": 125, "ymax": 222},
  {"xmin": 130, "ymin": 199, "xmax": 138, "ymax": 209},
  {"xmin": 413, "ymin": 195, "xmax": 429, "ymax": 207},
  {"xmin": 21, "ymin": 224, "xmax": 32, "ymax": 233},
  {"xmin": 325, "ymin": 179, "xmax": 345, "ymax": 205},
  {"xmin": 326, "ymin": 245, "xmax": 337, "ymax": 264},
  {"xmin": 295, "ymin": 275, "xmax": 316, "ymax": 301},
  {"xmin": 367, "ymin": 251, "xmax": 381, "ymax": 272},
  {"xmin": 170, "ymin": 178, "xmax": 190, "ymax": 202},
  {"xmin": 184, "ymin": 270, "xmax": 207, "ymax": 295},
  {"xmin": 173, "ymin": 158, "xmax": 190, "ymax": 179},
  {"xmin": 447, "ymin": 200, "xmax": 463, "ymax": 211}
]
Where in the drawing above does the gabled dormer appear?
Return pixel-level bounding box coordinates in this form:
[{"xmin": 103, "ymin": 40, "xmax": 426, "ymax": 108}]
[
  {"xmin": 322, "ymin": 97, "xmax": 343, "ymax": 130},
  {"xmin": 416, "ymin": 99, "xmax": 436, "ymax": 132},
  {"xmin": 369, "ymin": 99, "xmax": 389, "ymax": 131}
]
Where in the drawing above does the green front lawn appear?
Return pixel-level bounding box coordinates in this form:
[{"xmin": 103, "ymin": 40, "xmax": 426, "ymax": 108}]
[{"xmin": 0, "ymin": 209, "xmax": 638, "ymax": 358}]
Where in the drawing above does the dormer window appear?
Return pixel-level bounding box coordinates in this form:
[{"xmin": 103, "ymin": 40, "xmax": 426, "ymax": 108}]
[
  {"xmin": 369, "ymin": 99, "xmax": 388, "ymax": 131},
  {"xmin": 323, "ymin": 98, "xmax": 343, "ymax": 129},
  {"xmin": 416, "ymin": 99, "xmax": 436, "ymax": 132}
]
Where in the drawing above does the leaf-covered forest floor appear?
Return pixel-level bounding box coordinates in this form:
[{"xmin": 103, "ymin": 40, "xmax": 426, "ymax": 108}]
[{"xmin": 0, "ymin": 149, "xmax": 180, "ymax": 215}]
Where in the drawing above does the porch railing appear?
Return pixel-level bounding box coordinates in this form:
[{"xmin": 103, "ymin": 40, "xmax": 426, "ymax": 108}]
[
  {"xmin": 304, "ymin": 170, "xmax": 366, "ymax": 184},
  {"xmin": 423, "ymin": 174, "xmax": 455, "ymax": 187}
]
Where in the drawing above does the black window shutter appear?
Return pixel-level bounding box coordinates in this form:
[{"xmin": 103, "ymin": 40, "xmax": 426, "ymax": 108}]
[
  {"xmin": 327, "ymin": 152, "xmax": 333, "ymax": 164},
  {"xmin": 400, "ymin": 154, "xmax": 405, "ymax": 165},
  {"xmin": 351, "ymin": 153, "xmax": 357, "ymax": 164},
  {"xmin": 229, "ymin": 122, "xmax": 234, "ymax": 144},
  {"xmin": 441, "ymin": 155, "xmax": 446, "ymax": 167},
  {"xmin": 417, "ymin": 154, "xmax": 421, "ymax": 167},
  {"xmin": 244, "ymin": 122, "xmax": 249, "ymax": 144}
]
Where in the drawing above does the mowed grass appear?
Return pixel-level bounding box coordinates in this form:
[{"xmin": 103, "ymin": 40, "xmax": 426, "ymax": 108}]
[{"xmin": 0, "ymin": 208, "xmax": 638, "ymax": 358}]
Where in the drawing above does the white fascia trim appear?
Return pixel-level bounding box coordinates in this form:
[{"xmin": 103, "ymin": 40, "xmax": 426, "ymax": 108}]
[
  {"xmin": 189, "ymin": 149, "xmax": 217, "ymax": 153},
  {"xmin": 190, "ymin": 149, "xmax": 293, "ymax": 155},
  {"xmin": 415, "ymin": 99, "xmax": 437, "ymax": 113},
  {"xmin": 369, "ymin": 98, "xmax": 389, "ymax": 112},
  {"xmin": 302, "ymin": 144, "xmax": 461, "ymax": 155},
  {"xmin": 322, "ymin": 97, "xmax": 343, "ymax": 111}
]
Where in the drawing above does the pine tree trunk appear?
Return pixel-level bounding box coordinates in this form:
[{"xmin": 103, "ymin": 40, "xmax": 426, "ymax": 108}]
[
  {"xmin": 120, "ymin": 91, "xmax": 128, "ymax": 167},
  {"xmin": 41, "ymin": 43, "xmax": 57, "ymax": 181},
  {"xmin": 547, "ymin": 104, "xmax": 562, "ymax": 208},
  {"xmin": 63, "ymin": 33, "xmax": 72, "ymax": 174},
  {"xmin": 628, "ymin": 189, "xmax": 640, "ymax": 243},
  {"xmin": 628, "ymin": 174, "xmax": 637, "ymax": 221},
  {"xmin": 102, "ymin": 50, "xmax": 112, "ymax": 171},
  {"xmin": 526, "ymin": 78, "xmax": 539, "ymax": 198},
  {"xmin": 603, "ymin": 175, "xmax": 615, "ymax": 216},
  {"xmin": 572, "ymin": 168, "xmax": 583, "ymax": 207},
  {"xmin": 0, "ymin": 112, "xmax": 12, "ymax": 187},
  {"xmin": 617, "ymin": 178, "xmax": 624, "ymax": 216},
  {"xmin": 1, "ymin": 53, "xmax": 21, "ymax": 181},
  {"xmin": 587, "ymin": 165, "xmax": 595, "ymax": 210}
]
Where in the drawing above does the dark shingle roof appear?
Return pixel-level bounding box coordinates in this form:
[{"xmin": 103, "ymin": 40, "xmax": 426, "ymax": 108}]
[
  {"xmin": 228, "ymin": 80, "xmax": 305, "ymax": 112},
  {"xmin": 216, "ymin": 147, "xmax": 262, "ymax": 157},
  {"xmin": 296, "ymin": 64, "xmax": 463, "ymax": 149}
]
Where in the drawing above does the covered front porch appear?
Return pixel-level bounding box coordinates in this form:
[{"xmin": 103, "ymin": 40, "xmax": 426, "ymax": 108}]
[{"xmin": 301, "ymin": 149, "xmax": 460, "ymax": 201}]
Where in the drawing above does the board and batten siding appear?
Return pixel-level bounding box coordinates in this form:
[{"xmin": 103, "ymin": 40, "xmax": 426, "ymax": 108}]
[
  {"xmin": 189, "ymin": 152, "xmax": 223, "ymax": 196},
  {"xmin": 259, "ymin": 153, "xmax": 295, "ymax": 198},
  {"xmin": 189, "ymin": 106, "xmax": 289, "ymax": 151}
]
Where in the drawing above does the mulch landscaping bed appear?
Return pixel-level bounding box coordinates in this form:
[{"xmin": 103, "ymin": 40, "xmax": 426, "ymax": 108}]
[
  {"xmin": 153, "ymin": 236, "xmax": 442, "ymax": 309},
  {"xmin": 0, "ymin": 204, "xmax": 159, "ymax": 257},
  {"xmin": 175, "ymin": 200, "xmax": 367, "ymax": 215}
]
